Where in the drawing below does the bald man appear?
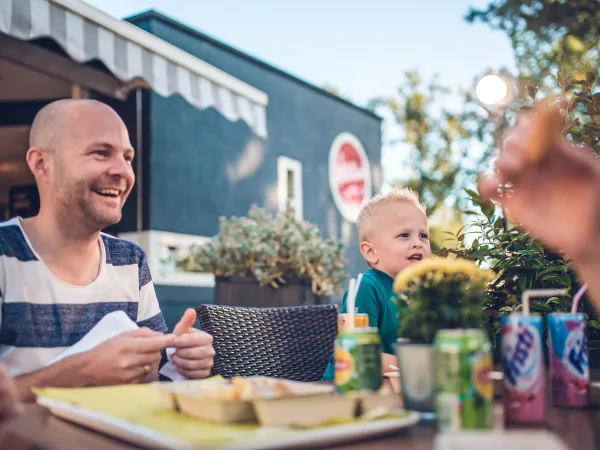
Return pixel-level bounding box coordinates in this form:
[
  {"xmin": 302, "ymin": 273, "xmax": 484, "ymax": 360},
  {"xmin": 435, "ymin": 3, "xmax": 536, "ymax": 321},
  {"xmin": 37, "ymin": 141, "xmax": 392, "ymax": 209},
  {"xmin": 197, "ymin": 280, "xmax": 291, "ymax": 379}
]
[{"xmin": 0, "ymin": 99, "xmax": 215, "ymax": 401}]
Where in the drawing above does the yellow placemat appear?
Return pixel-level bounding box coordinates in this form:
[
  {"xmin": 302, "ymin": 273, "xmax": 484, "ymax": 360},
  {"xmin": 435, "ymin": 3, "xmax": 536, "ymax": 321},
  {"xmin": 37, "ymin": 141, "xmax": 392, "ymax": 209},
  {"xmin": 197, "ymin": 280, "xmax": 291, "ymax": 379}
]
[
  {"xmin": 33, "ymin": 381, "xmax": 409, "ymax": 448},
  {"xmin": 33, "ymin": 382, "xmax": 276, "ymax": 446}
]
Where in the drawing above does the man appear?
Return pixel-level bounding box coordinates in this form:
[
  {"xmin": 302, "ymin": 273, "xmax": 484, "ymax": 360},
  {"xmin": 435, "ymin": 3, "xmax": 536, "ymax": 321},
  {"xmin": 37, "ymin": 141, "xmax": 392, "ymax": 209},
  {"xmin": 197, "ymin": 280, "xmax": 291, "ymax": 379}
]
[
  {"xmin": 479, "ymin": 108, "xmax": 600, "ymax": 310},
  {"xmin": 0, "ymin": 99, "xmax": 215, "ymax": 401}
]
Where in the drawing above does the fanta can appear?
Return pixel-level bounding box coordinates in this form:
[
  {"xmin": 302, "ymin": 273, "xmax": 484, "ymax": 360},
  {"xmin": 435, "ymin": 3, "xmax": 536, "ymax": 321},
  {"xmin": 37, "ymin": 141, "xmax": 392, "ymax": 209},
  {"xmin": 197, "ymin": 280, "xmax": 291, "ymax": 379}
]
[
  {"xmin": 547, "ymin": 313, "xmax": 589, "ymax": 407},
  {"xmin": 500, "ymin": 314, "xmax": 546, "ymax": 423}
]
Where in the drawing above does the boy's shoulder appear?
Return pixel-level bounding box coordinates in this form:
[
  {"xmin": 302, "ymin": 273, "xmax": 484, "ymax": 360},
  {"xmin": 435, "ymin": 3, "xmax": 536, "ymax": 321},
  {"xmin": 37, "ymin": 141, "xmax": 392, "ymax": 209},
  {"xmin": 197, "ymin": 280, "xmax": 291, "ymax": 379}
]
[{"xmin": 351, "ymin": 269, "xmax": 388, "ymax": 300}]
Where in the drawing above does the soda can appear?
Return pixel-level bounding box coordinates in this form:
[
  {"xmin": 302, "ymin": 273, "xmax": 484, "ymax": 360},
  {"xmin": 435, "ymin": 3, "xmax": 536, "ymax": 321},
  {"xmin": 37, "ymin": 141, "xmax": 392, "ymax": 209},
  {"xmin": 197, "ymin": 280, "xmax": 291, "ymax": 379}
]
[
  {"xmin": 334, "ymin": 328, "xmax": 382, "ymax": 393},
  {"xmin": 547, "ymin": 312, "xmax": 589, "ymax": 407},
  {"xmin": 434, "ymin": 329, "xmax": 493, "ymax": 431},
  {"xmin": 338, "ymin": 312, "xmax": 369, "ymax": 330},
  {"xmin": 500, "ymin": 314, "xmax": 546, "ymax": 423}
]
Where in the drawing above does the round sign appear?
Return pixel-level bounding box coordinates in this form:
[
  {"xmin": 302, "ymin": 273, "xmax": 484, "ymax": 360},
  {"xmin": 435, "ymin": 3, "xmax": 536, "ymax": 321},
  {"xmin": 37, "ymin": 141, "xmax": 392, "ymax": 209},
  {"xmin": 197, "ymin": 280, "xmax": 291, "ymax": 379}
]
[{"xmin": 328, "ymin": 132, "xmax": 372, "ymax": 223}]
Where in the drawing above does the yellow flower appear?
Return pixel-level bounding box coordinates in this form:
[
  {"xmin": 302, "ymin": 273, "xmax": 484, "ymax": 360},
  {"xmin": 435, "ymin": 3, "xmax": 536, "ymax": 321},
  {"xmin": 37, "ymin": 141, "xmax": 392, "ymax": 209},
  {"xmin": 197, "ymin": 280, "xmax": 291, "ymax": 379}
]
[{"xmin": 393, "ymin": 256, "xmax": 493, "ymax": 293}]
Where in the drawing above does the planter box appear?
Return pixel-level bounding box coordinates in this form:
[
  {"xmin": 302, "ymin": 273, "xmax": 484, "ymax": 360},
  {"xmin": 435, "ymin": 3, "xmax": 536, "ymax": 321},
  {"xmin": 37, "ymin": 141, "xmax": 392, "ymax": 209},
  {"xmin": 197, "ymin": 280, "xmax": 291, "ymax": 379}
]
[{"xmin": 213, "ymin": 276, "xmax": 329, "ymax": 308}]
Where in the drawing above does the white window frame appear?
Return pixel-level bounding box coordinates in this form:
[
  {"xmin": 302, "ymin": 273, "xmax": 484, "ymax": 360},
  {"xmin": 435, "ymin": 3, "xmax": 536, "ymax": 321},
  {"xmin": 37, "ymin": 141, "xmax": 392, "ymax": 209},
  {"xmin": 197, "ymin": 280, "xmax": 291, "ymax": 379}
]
[{"xmin": 277, "ymin": 156, "xmax": 303, "ymax": 221}]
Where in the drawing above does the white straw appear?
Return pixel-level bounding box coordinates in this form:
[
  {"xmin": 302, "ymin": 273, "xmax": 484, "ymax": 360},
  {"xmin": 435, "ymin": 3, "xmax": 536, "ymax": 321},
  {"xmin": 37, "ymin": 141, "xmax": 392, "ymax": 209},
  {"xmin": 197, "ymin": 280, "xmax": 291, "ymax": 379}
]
[
  {"xmin": 355, "ymin": 272, "xmax": 363, "ymax": 299},
  {"xmin": 522, "ymin": 289, "xmax": 567, "ymax": 316},
  {"xmin": 571, "ymin": 284, "xmax": 588, "ymax": 314},
  {"xmin": 347, "ymin": 278, "xmax": 356, "ymax": 330}
]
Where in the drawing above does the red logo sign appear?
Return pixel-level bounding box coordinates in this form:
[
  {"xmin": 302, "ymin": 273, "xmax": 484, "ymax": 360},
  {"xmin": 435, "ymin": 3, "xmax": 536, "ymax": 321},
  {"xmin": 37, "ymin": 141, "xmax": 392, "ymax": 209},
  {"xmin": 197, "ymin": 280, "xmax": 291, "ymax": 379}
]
[{"xmin": 329, "ymin": 133, "xmax": 372, "ymax": 222}]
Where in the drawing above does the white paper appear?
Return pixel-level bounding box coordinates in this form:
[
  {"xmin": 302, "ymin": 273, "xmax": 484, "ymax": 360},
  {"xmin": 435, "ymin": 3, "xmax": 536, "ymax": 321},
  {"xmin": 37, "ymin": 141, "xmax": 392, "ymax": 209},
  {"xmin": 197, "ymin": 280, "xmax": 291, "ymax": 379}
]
[
  {"xmin": 159, "ymin": 347, "xmax": 188, "ymax": 382},
  {"xmin": 49, "ymin": 311, "xmax": 188, "ymax": 382}
]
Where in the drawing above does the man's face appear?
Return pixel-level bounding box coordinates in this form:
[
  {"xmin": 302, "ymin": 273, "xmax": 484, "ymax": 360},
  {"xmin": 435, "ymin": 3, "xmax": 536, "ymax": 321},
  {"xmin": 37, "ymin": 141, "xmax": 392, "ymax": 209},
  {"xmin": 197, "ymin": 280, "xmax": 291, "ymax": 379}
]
[{"xmin": 49, "ymin": 106, "xmax": 135, "ymax": 231}]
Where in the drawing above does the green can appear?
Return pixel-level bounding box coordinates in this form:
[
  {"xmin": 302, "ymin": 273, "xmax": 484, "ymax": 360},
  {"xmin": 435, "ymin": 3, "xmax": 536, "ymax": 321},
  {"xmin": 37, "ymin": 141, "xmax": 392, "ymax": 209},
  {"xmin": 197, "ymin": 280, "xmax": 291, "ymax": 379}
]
[
  {"xmin": 334, "ymin": 328, "xmax": 382, "ymax": 393},
  {"xmin": 434, "ymin": 329, "xmax": 493, "ymax": 431}
]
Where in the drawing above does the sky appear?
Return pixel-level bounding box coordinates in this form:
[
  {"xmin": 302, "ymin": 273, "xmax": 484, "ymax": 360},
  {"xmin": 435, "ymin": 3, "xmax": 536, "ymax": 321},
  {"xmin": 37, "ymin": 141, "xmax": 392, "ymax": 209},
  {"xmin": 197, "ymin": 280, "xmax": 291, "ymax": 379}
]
[{"xmin": 86, "ymin": 0, "xmax": 517, "ymax": 182}]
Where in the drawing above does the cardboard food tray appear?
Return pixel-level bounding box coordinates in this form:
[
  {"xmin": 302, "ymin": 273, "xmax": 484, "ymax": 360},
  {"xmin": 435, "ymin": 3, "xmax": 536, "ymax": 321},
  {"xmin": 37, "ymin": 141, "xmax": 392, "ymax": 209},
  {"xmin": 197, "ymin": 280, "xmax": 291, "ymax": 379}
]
[{"xmin": 36, "ymin": 396, "xmax": 420, "ymax": 450}]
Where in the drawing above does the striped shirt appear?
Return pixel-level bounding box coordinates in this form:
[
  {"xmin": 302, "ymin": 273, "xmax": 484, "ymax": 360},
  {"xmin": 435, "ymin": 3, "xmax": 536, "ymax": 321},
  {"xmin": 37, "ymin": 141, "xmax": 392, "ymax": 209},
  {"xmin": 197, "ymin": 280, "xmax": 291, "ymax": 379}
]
[{"xmin": 0, "ymin": 217, "xmax": 168, "ymax": 377}]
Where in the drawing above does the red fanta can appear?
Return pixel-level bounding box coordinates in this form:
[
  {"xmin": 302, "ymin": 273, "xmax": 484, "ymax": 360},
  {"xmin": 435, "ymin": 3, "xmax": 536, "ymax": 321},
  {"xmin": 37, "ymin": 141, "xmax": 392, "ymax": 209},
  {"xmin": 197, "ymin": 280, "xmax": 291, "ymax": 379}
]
[
  {"xmin": 500, "ymin": 314, "xmax": 546, "ymax": 423},
  {"xmin": 547, "ymin": 313, "xmax": 589, "ymax": 407}
]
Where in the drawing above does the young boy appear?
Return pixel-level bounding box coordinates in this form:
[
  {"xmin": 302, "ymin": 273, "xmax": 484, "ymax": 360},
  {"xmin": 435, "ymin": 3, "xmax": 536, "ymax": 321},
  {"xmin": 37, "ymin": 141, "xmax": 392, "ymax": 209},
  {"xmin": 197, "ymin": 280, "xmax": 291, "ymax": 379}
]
[{"xmin": 323, "ymin": 187, "xmax": 431, "ymax": 380}]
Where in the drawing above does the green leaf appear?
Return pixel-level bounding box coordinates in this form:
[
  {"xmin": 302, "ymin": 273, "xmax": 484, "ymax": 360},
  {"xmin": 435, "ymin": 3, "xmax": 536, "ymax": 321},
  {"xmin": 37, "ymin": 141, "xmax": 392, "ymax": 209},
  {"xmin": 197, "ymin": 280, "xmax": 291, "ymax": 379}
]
[
  {"xmin": 537, "ymin": 266, "xmax": 561, "ymax": 277},
  {"xmin": 481, "ymin": 201, "xmax": 495, "ymax": 221},
  {"xmin": 530, "ymin": 301, "xmax": 551, "ymax": 313},
  {"xmin": 465, "ymin": 188, "xmax": 480, "ymax": 202}
]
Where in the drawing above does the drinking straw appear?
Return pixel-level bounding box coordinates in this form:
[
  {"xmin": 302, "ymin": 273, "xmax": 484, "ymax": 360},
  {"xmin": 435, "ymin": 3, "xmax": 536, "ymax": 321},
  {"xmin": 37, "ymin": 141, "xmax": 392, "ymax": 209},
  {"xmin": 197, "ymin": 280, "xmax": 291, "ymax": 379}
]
[
  {"xmin": 522, "ymin": 289, "xmax": 567, "ymax": 315},
  {"xmin": 571, "ymin": 284, "xmax": 588, "ymax": 314},
  {"xmin": 346, "ymin": 273, "xmax": 363, "ymax": 330},
  {"xmin": 347, "ymin": 277, "xmax": 356, "ymax": 330}
]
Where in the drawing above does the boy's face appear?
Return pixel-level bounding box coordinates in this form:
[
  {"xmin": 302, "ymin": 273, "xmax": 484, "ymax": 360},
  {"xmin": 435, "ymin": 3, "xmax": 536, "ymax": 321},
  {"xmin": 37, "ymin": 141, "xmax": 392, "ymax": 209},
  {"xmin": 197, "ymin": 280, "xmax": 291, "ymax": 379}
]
[{"xmin": 360, "ymin": 202, "xmax": 431, "ymax": 278}]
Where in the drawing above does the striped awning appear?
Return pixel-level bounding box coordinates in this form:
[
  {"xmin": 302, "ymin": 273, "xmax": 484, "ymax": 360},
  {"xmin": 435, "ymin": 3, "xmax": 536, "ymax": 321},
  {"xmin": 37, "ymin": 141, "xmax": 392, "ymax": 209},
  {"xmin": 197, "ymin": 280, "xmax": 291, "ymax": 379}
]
[{"xmin": 0, "ymin": 0, "xmax": 268, "ymax": 138}]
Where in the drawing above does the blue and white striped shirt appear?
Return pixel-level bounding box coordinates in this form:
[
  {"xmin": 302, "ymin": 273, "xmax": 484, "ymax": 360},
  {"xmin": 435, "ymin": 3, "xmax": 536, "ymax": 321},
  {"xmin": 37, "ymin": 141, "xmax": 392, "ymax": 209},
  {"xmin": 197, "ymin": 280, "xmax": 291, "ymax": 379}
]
[{"xmin": 0, "ymin": 217, "xmax": 168, "ymax": 377}]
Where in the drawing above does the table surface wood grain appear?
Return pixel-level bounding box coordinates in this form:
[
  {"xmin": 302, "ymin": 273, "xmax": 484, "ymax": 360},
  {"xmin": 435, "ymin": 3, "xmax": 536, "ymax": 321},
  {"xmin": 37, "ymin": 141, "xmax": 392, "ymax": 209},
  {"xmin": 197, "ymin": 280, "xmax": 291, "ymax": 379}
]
[{"xmin": 0, "ymin": 400, "xmax": 598, "ymax": 450}]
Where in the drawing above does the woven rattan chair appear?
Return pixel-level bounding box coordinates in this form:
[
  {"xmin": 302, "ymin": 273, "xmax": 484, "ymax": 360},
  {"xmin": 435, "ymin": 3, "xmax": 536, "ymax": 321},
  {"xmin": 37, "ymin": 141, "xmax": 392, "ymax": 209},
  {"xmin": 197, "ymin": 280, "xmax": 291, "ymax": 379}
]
[{"xmin": 196, "ymin": 304, "xmax": 338, "ymax": 381}]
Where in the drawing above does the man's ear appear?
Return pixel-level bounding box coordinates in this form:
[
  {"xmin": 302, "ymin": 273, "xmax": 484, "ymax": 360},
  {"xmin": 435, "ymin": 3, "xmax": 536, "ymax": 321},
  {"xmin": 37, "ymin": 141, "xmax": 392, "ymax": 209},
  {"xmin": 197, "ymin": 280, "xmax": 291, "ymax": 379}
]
[
  {"xmin": 360, "ymin": 240, "xmax": 378, "ymax": 265},
  {"xmin": 26, "ymin": 147, "xmax": 50, "ymax": 179}
]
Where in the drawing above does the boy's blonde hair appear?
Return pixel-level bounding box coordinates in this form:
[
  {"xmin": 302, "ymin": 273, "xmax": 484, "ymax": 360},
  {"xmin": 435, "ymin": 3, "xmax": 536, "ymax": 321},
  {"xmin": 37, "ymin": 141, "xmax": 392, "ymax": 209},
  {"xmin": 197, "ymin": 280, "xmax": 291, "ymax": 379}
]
[{"xmin": 357, "ymin": 187, "xmax": 427, "ymax": 241}]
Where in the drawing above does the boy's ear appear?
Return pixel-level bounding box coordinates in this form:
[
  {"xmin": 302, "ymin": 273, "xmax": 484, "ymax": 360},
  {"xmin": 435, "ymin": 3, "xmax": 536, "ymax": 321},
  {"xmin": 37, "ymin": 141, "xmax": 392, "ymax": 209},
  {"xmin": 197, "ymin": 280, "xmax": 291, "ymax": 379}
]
[{"xmin": 360, "ymin": 240, "xmax": 378, "ymax": 265}]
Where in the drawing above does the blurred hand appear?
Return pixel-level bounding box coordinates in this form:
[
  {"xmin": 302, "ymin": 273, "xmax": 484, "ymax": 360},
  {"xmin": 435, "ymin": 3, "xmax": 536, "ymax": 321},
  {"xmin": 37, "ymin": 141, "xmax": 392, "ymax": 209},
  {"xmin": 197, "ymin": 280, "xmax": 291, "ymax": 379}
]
[
  {"xmin": 81, "ymin": 328, "xmax": 173, "ymax": 386},
  {"xmin": 478, "ymin": 111, "xmax": 600, "ymax": 264},
  {"xmin": 171, "ymin": 309, "xmax": 215, "ymax": 379},
  {"xmin": 0, "ymin": 364, "xmax": 22, "ymax": 421}
]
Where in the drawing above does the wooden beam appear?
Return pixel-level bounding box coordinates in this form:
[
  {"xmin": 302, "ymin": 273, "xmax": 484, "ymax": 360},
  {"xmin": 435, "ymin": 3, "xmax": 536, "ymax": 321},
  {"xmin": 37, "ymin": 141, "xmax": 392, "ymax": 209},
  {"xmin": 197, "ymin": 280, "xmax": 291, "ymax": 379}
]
[{"xmin": 0, "ymin": 35, "xmax": 124, "ymax": 100}]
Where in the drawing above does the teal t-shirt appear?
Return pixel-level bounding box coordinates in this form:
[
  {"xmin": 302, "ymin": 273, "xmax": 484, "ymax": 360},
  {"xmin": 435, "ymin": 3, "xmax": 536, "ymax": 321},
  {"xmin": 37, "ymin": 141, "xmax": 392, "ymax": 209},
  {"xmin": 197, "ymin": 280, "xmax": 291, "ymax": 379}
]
[{"xmin": 322, "ymin": 268, "xmax": 399, "ymax": 380}]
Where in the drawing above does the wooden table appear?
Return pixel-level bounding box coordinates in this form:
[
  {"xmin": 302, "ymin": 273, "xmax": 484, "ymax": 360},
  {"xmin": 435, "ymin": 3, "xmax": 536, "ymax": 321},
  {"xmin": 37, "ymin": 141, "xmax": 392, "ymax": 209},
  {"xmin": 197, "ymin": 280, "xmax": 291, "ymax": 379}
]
[{"xmin": 0, "ymin": 401, "xmax": 598, "ymax": 450}]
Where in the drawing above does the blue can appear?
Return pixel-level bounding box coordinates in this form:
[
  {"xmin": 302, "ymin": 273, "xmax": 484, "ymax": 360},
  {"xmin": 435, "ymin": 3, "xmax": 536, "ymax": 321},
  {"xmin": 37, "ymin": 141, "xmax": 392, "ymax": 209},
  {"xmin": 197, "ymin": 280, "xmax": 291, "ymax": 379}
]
[
  {"xmin": 547, "ymin": 313, "xmax": 589, "ymax": 407},
  {"xmin": 500, "ymin": 314, "xmax": 546, "ymax": 423}
]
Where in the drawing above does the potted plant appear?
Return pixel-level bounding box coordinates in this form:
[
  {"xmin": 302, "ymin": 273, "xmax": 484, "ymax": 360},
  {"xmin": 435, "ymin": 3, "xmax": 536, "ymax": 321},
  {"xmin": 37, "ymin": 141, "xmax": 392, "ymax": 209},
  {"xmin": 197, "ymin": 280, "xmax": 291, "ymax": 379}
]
[
  {"xmin": 392, "ymin": 256, "xmax": 494, "ymax": 412},
  {"xmin": 183, "ymin": 204, "xmax": 347, "ymax": 307}
]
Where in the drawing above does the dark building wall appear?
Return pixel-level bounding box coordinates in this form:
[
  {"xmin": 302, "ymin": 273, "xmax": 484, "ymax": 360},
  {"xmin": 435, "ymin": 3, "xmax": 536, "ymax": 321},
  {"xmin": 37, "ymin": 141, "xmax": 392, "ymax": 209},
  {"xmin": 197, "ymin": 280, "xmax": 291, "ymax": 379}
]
[{"xmin": 128, "ymin": 13, "xmax": 382, "ymax": 316}]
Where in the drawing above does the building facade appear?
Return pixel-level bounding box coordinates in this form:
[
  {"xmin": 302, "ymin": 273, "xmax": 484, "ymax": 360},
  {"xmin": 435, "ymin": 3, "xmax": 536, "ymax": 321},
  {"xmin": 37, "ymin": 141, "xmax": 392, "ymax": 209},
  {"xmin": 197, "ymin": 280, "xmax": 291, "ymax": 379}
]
[{"xmin": 0, "ymin": 1, "xmax": 382, "ymax": 329}]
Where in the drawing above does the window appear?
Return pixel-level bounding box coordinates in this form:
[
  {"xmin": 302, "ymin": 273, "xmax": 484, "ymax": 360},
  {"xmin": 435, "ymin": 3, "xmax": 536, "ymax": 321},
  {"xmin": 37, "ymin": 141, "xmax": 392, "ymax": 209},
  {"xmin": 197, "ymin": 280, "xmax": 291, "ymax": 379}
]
[{"xmin": 277, "ymin": 156, "xmax": 303, "ymax": 220}]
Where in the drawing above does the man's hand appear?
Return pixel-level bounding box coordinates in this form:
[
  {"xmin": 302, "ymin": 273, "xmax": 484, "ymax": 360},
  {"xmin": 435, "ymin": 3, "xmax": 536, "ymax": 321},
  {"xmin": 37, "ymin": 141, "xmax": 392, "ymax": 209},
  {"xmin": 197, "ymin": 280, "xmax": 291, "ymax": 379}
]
[
  {"xmin": 170, "ymin": 309, "xmax": 215, "ymax": 379},
  {"xmin": 80, "ymin": 328, "xmax": 173, "ymax": 386},
  {"xmin": 0, "ymin": 364, "xmax": 21, "ymax": 422},
  {"xmin": 478, "ymin": 111, "xmax": 600, "ymax": 264}
]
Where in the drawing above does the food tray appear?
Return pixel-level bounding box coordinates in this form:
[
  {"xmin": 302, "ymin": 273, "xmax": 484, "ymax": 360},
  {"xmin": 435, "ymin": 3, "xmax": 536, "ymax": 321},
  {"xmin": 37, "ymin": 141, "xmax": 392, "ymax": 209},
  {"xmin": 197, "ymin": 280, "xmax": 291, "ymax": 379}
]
[{"xmin": 37, "ymin": 396, "xmax": 420, "ymax": 450}]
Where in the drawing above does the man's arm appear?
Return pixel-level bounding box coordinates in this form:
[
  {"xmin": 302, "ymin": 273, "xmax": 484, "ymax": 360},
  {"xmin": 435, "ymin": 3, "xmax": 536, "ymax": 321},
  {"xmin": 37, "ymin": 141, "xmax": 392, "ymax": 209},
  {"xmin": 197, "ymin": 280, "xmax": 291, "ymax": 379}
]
[
  {"xmin": 14, "ymin": 329, "xmax": 172, "ymax": 402},
  {"xmin": 0, "ymin": 364, "xmax": 22, "ymax": 421},
  {"xmin": 14, "ymin": 352, "xmax": 89, "ymax": 401}
]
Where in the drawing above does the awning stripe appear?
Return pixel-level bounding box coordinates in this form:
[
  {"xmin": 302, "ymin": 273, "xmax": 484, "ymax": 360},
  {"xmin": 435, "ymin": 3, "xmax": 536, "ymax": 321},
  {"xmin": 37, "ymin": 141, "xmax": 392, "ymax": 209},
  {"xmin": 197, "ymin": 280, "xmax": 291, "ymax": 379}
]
[{"xmin": 0, "ymin": 0, "xmax": 268, "ymax": 138}]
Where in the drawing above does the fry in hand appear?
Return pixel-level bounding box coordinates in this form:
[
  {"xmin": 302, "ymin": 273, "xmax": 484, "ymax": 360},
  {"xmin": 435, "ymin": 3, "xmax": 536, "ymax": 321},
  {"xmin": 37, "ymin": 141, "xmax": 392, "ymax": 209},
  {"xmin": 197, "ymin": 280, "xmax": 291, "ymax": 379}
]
[{"xmin": 523, "ymin": 97, "xmax": 563, "ymax": 163}]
